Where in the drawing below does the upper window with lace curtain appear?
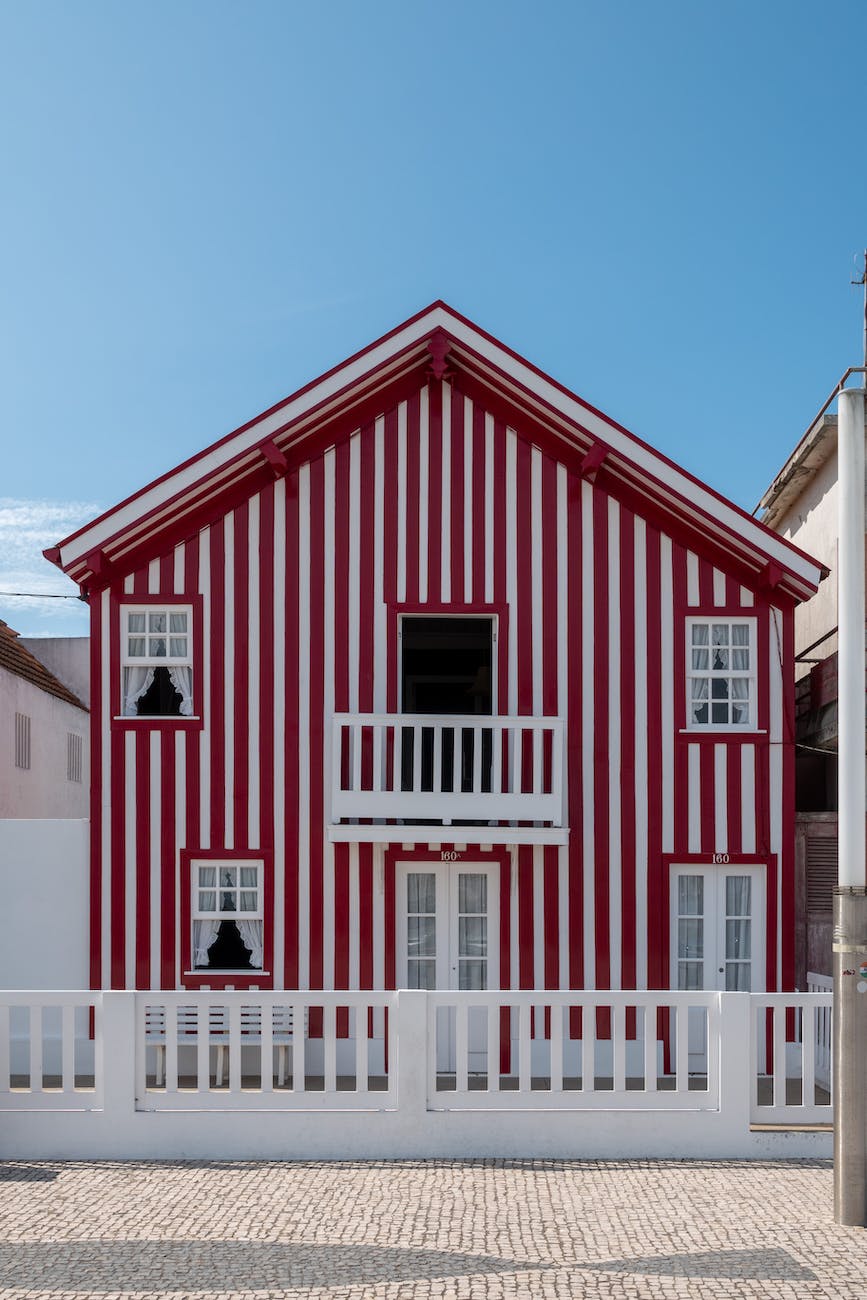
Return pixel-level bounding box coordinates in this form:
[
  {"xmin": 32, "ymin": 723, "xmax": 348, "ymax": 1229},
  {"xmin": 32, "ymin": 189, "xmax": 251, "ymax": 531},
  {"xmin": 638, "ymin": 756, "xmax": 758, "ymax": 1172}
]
[
  {"xmin": 121, "ymin": 605, "xmax": 194, "ymax": 718},
  {"xmin": 686, "ymin": 618, "xmax": 756, "ymax": 729}
]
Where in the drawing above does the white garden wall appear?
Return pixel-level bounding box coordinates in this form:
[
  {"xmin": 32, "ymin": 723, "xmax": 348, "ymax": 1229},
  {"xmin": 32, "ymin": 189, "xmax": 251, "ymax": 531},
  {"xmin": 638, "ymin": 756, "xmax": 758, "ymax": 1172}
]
[{"xmin": 0, "ymin": 820, "xmax": 88, "ymax": 988}]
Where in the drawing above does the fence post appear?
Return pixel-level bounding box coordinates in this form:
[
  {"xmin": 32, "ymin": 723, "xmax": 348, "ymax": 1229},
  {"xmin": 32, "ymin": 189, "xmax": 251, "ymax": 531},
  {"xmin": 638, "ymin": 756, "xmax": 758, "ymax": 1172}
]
[
  {"xmin": 100, "ymin": 991, "xmax": 137, "ymax": 1121},
  {"xmin": 718, "ymin": 992, "xmax": 752, "ymax": 1151},
  {"xmin": 396, "ymin": 990, "xmax": 428, "ymax": 1126}
]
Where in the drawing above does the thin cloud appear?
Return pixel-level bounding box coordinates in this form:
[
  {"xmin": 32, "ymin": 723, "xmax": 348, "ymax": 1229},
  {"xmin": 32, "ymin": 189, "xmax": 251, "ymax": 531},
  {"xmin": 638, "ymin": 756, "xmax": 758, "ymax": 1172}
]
[{"xmin": 0, "ymin": 497, "xmax": 100, "ymax": 625}]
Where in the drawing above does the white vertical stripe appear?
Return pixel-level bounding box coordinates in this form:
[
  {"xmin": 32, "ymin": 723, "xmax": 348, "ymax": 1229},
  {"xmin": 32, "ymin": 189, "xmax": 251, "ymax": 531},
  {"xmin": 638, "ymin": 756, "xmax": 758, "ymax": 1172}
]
[
  {"xmin": 147, "ymin": 558, "xmax": 160, "ymax": 594},
  {"xmin": 124, "ymin": 732, "xmax": 136, "ymax": 988},
  {"xmin": 247, "ymin": 495, "xmax": 260, "ymax": 850},
  {"xmin": 197, "ymin": 529, "xmax": 211, "ymax": 851},
  {"xmin": 688, "ymin": 744, "xmax": 701, "ymax": 853},
  {"xmin": 533, "ymin": 845, "xmax": 544, "ymax": 991},
  {"xmin": 100, "ymin": 589, "xmax": 112, "ymax": 987},
  {"xmin": 348, "ymin": 433, "xmax": 361, "ymax": 714},
  {"xmin": 441, "ymin": 381, "xmax": 451, "ymax": 603},
  {"xmin": 272, "ymin": 481, "xmax": 286, "ymax": 987},
  {"xmin": 686, "ymin": 552, "xmax": 699, "ymax": 606},
  {"xmin": 581, "ymin": 481, "xmax": 595, "ymax": 989},
  {"xmin": 741, "ymin": 745, "xmax": 756, "ymax": 853},
  {"xmin": 149, "ymin": 731, "xmax": 160, "ymax": 989},
  {"xmin": 713, "ymin": 568, "xmax": 726, "ymax": 606},
  {"xmin": 714, "ymin": 743, "xmax": 727, "ymax": 854},
  {"xmin": 633, "ymin": 516, "xmax": 649, "ymax": 988},
  {"xmin": 660, "ymin": 535, "xmax": 675, "ymax": 853},
  {"xmin": 608, "ymin": 498, "xmax": 621, "ymax": 989},
  {"xmin": 223, "ymin": 513, "xmax": 235, "ymax": 850},
  {"xmin": 740, "ymin": 586, "xmax": 755, "ymax": 607},
  {"xmin": 484, "ymin": 412, "xmax": 495, "ymax": 604},
  {"xmin": 463, "ymin": 397, "xmax": 473, "ymax": 603},
  {"xmin": 418, "ymin": 385, "xmax": 429, "ymax": 602},
  {"xmin": 373, "ymin": 417, "xmax": 387, "ymax": 713},
  {"xmin": 506, "ymin": 431, "xmax": 518, "ymax": 716},
  {"xmin": 530, "ymin": 446, "xmax": 543, "ymax": 713},
  {"xmin": 174, "ymin": 731, "xmax": 185, "ymax": 989},
  {"xmin": 297, "ymin": 465, "xmax": 311, "ymax": 990},
  {"xmin": 322, "ymin": 450, "xmax": 336, "ymax": 990},
  {"xmin": 349, "ymin": 842, "xmax": 360, "ymax": 989},
  {"xmin": 396, "ymin": 401, "xmax": 407, "ymax": 604},
  {"xmin": 173, "ymin": 544, "xmax": 184, "ymax": 594},
  {"xmin": 123, "ymin": 574, "xmax": 134, "ymax": 595}
]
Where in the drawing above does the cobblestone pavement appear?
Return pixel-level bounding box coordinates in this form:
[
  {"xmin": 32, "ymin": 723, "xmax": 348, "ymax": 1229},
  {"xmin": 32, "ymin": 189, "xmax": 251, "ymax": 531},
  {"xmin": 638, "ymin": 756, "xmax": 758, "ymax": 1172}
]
[{"xmin": 0, "ymin": 1159, "xmax": 864, "ymax": 1300}]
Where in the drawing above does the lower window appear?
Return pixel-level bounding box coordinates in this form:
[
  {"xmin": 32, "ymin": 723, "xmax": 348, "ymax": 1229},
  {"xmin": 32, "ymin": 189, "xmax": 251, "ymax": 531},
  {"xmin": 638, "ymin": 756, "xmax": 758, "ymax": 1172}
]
[{"xmin": 192, "ymin": 860, "xmax": 263, "ymax": 970}]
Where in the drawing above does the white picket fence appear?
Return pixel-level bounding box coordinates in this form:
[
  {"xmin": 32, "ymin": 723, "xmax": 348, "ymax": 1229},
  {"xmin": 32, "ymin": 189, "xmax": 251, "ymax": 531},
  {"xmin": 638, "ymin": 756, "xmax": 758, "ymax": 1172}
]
[{"xmin": 0, "ymin": 988, "xmax": 832, "ymax": 1160}]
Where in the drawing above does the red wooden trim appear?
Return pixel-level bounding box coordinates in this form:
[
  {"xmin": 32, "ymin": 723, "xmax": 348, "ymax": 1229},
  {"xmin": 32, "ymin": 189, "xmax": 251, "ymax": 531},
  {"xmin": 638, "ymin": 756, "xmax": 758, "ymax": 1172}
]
[
  {"xmin": 517, "ymin": 845, "xmax": 534, "ymax": 989},
  {"xmin": 209, "ymin": 522, "xmax": 226, "ymax": 850},
  {"xmin": 89, "ymin": 595, "xmax": 103, "ymax": 991},
  {"xmin": 543, "ymin": 844, "xmax": 559, "ymax": 990},
  {"xmin": 676, "ymin": 730, "xmax": 768, "ymax": 745},
  {"xmin": 179, "ymin": 847, "xmax": 275, "ymax": 990},
  {"xmin": 645, "ymin": 527, "xmax": 664, "ymax": 989},
  {"xmin": 592, "ymin": 487, "xmax": 610, "ymax": 990},
  {"xmin": 308, "ymin": 457, "xmax": 325, "ymax": 992},
  {"xmin": 134, "ymin": 727, "xmax": 150, "ymax": 990},
  {"xmin": 258, "ymin": 483, "xmax": 276, "ymax": 855},
  {"xmin": 427, "ymin": 380, "xmax": 443, "ymax": 604},
  {"xmin": 619, "ymin": 506, "xmax": 637, "ymax": 990},
  {"xmin": 566, "ymin": 469, "xmax": 583, "ymax": 989},
  {"xmin": 359, "ymin": 843, "xmax": 374, "ymax": 990},
  {"xmin": 283, "ymin": 476, "xmax": 300, "ymax": 988}
]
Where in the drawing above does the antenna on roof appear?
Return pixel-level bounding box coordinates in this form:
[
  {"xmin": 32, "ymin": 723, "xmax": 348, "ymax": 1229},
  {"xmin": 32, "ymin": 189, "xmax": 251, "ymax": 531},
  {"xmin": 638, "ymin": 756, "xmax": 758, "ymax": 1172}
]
[{"xmin": 850, "ymin": 249, "xmax": 867, "ymax": 372}]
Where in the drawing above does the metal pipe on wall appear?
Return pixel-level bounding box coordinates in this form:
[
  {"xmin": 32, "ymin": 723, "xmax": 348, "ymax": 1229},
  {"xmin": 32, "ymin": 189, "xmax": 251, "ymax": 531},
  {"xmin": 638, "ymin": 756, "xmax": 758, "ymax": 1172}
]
[{"xmin": 833, "ymin": 385, "xmax": 867, "ymax": 1227}]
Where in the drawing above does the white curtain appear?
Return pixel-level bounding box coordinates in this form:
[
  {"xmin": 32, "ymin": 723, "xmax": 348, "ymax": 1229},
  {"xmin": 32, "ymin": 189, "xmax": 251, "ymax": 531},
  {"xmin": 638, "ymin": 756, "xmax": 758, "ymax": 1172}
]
[
  {"xmin": 237, "ymin": 919, "xmax": 264, "ymax": 969},
  {"xmin": 193, "ymin": 920, "xmax": 221, "ymax": 967},
  {"xmin": 122, "ymin": 666, "xmax": 155, "ymax": 716},
  {"xmin": 167, "ymin": 666, "xmax": 194, "ymax": 716}
]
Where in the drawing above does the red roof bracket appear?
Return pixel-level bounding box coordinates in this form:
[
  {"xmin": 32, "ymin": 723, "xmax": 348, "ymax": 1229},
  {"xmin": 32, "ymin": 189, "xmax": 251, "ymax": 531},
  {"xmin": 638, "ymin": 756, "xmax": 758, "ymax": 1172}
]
[
  {"xmin": 579, "ymin": 439, "xmax": 610, "ymax": 481},
  {"xmin": 42, "ymin": 545, "xmax": 62, "ymax": 567},
  {"xmin": 426, "ymin": 328, "xmax": 454, "ymax": 382},
  {"xmin": 758, "ymin": 560, "xmax": 784, "ymax": 593},
  {"xmin": 260, "ymin": 438, "xmax": 289, "ymax": 479}
]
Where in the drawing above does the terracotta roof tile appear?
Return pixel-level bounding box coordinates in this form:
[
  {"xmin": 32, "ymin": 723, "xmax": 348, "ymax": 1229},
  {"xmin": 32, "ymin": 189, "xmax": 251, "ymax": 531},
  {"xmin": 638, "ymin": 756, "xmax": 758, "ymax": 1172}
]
[{"xmin": 0, "ymin": 621, "xmax": 88, "ymax": 711}]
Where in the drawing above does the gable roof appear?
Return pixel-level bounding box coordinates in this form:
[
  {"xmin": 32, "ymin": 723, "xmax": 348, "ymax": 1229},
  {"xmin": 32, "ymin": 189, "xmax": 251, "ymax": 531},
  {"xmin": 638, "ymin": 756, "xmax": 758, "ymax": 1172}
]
[
  {"xmin": 48, "ymin": 302, "xmax": 826, "ymax": 602},
  {"xmin": 0, "ymin": 621, "xmax": 88, "ymax": 711}
]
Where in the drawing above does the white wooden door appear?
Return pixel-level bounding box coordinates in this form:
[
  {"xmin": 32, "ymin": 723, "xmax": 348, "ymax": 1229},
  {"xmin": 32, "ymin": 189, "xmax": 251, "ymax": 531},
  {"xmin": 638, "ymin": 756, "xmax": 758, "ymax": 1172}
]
[
  {"xmin": 396, "ymin": 862, "xmax": 499, "ymax": 1073},
  {"xmin": 670, "ymin": 864, "xmax": 765, "ymax": 1069}
]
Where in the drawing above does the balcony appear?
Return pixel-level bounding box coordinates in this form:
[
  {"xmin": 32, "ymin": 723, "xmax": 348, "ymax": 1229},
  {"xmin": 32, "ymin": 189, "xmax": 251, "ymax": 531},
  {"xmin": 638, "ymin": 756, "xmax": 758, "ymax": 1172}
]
[{"xmin": 330, "ymin": 713, "xmax": 566, "ymax": 844}]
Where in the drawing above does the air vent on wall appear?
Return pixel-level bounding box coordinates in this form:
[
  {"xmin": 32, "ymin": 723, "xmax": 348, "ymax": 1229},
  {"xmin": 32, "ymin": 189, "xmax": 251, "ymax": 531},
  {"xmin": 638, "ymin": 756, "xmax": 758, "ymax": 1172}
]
[{"xmin": 806, "ymin": 836, "xmax": 837, "ymax": 913}]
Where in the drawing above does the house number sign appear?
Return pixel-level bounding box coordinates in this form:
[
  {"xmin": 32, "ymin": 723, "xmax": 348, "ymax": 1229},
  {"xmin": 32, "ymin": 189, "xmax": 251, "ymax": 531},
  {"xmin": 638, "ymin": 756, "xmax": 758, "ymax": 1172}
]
[
  {"xmin": 711, "ymin": 853, "xmax": 730, "ymax": 864},
  {"xmin": 440, "ymin": 851, "xmax": 461, "ymax": 862}
]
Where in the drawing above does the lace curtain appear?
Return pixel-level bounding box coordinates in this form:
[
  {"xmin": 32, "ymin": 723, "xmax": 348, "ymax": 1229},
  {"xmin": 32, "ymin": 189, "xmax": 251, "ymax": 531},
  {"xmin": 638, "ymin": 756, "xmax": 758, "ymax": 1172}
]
[
  {"xmin": 167, "ymin": 666, "xmax": 194, "ymax": 716},
  {"xmin": 193, "ymin": 920, "xmax": 221, "ymax": 967},
  {"xmin": 237, "ymin": 920, "xmax": 264, "ymax": 969}
]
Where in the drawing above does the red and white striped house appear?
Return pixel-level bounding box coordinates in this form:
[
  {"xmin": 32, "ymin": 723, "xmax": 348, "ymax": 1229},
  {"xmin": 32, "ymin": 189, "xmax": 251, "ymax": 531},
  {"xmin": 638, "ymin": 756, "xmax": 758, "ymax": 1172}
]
[{"xmin": 48, "ymin": 304, "xmax": 825, "ymax": 1004}]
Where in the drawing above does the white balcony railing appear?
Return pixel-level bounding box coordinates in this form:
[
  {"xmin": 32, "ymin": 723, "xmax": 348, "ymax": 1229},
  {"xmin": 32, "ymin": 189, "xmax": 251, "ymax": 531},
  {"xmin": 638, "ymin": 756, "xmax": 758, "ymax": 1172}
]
[{"xmin": 331, "ymin": 713, "xmax": 565, "ymax": 824}]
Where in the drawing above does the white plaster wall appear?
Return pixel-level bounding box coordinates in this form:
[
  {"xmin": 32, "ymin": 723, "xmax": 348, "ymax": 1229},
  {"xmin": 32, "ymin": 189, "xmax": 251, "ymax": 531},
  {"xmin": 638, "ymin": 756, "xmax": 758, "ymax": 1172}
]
[
  {"xmin": 21, "ymin": 637, "xmax": 90, "ymax": 707},
  {"xmin": 0, "ymin": 669, "xmax": 89, "ymax": 817},
  {"xmin": 0, "ymin": 819, "xmax": 89, "ymax": 988},
  {"xmin": 773, "ymin": 450, "xmax": 840, "ymax": 676}
]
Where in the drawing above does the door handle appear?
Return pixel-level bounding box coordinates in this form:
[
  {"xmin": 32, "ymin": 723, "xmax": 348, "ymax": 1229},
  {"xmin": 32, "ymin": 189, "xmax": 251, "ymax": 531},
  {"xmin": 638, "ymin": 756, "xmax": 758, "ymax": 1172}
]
[{"xmin": 718, "ymin": 967, "xmax": 724, "ymax": 974}]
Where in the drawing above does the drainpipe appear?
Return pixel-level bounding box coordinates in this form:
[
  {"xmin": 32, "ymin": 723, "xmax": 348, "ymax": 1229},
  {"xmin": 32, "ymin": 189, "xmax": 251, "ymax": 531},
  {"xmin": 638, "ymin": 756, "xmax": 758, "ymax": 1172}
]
[{"xmin": 834, "ymin": 385, "xmax": 867, "ymax": 1227}]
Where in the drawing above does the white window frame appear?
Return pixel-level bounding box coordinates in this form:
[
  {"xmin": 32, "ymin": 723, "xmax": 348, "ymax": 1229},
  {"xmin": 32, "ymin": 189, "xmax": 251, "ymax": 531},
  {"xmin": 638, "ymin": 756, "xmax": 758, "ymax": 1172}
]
[
  {"xmin": 191, "ymin": 859, "xmax": 264, "ymax": 973},
  {"xmin": 685, "ymin": 616, "xmax": 757, "ymax": 732},
  {"xmin": 120, "ymin": 603, "xmax": 194, "ymax": 718}
]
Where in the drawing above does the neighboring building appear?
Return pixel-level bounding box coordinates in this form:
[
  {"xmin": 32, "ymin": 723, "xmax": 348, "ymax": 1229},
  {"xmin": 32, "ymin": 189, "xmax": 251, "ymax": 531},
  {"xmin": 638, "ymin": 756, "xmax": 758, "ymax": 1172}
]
[
  {"xmin": 20, "ymin": 636, "xmax": 90, "ymax": 708},
  {"xmin": 47, "ymin": 303, "xmax": 823, "ymax": 1005},
  {"xmin": 756, "ymin": 411, "xmax": 847, "ymax": 980},
  {"xmin": 0, "ymin": 620, "xmax": 89, "ymax": 817}
]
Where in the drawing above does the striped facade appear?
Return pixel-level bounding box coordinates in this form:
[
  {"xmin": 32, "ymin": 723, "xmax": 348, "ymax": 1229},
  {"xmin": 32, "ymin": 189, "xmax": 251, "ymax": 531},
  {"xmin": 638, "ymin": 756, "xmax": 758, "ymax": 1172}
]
[{"xmin": 53, "ymin": 306, "xmax": 821, "ymax": 996}]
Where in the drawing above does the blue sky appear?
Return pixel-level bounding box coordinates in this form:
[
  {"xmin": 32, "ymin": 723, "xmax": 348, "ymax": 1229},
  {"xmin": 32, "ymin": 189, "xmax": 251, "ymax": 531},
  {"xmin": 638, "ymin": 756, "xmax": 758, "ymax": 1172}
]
[{"xmin": 2, "ymin": 1, "xmax": 866, "ymax": 636}]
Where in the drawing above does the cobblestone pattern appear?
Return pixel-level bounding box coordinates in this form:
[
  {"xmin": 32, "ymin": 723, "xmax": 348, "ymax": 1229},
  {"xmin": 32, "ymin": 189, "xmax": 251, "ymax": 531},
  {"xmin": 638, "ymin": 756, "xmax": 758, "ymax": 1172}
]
[{"xmin": 0, "ymin": 1158, "xmax": 864, "ymax": 1300}]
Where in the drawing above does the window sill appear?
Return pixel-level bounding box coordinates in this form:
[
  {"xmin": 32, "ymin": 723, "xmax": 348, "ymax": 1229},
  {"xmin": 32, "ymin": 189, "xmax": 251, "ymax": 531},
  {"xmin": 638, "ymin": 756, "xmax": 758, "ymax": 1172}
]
[
  {"xmin": 678, "ymin": 728, "xmax": 768, "ymax": 740},
  {"xmin": 114, "ymin": 715, "xmax": 201, "ymax": 722},
  {"xmin": 184, "ymin": 970, "xmax": 268, "ymax": 976}
]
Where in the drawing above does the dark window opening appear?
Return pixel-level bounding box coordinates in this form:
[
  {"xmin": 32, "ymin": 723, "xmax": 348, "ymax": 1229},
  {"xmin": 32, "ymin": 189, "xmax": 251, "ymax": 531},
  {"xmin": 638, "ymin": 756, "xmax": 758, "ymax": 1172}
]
[
  {"xmin": 796, "ymin": 750, "xmax": 837, "ymax": 813},
  {"xmin": 400, "ymin": 617, "xmax": 494, "ymax": 795},
  {"xmin": 401, "ymin": 617, "xmax": 493, "ymax": 714},
  {"xmin": 198, "ymin": 920, "xmax": 254, "ymax": 971},
  {"xmin": 136, "ymin": 666, "xmax": 184, "ymax": 717}
]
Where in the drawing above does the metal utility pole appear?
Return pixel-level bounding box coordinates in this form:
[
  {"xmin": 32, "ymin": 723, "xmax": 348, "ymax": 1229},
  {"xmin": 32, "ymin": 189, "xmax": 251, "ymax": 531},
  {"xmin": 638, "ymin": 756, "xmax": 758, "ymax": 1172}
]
[{"xmin": 834, "ymin": 250, "xmax": 867, "ymax": 1227}]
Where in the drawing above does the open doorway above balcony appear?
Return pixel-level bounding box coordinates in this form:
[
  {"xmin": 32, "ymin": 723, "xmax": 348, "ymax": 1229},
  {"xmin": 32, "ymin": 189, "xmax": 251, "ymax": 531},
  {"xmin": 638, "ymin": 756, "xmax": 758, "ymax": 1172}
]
[{"xmin": 400, "ymin": 616, "xmax": 493, "ymax": 716}]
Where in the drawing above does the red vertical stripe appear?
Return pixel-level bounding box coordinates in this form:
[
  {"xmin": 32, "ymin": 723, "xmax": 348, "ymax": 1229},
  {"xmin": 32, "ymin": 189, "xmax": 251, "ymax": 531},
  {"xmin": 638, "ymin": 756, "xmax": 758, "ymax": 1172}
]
[
  {"xmin": 405, "ymin": 391, "xmax": 420, "ymax": 603},
  {"xmin": 592, "ymin": 488, "xmax": 610, "ymax": 989},
  {"xmin": 781, "ymin": 604, "xmax": 796, "ymax": 990},
  {"xmin": 308, "ymin": 457, "xmax": 325, "ymax": 991},
  {"xmin": 358, "ymin": 843, "xmax": 373, "ymax": 989},
  {"xmin": 283, "ymin": 475, "xmax": 300, "ymax": 987},
  {"xmin": 543, "ymin": 845, "xmax": 559, "ymax": 989},
  {"xmin": 672, "ymin": 544, "xmax": 690, "ymax": 857},
  {"xmin": 159, "ymin": 729, "xmax": 175, "ymax": 988},
  {"xmin": 726, "ymin": 743, "xmax": 743, "ymax": 856},
  {"xmin": 134, "ymin": 728, "xmax": 150, "ymax": 990},
  {"xmin": 89, "ymin": 595, "xmax": 103, "ymax": 990},
  {"xmin": 334, "ymin": 843, "xmax": 350, "ymax": 990},
  {"xmin": 359, "ymin": 426, "xmax": 376, "ymax": 712},
  {"xmin": 471, "ymin": 403, "xmax": 486, "ymax": 602},
  {"xmin": 449, "ymin": 385, "xmax": 465, "ymax": 602},
  {"xmin": 645, "ymin": 528, "xmax": 663, "ymax": 988},
  {"xmin": 233, "ymin": 502, "xmax": 250, "ymax": 846},
  {"xmin": 619, "ymin": 508, "xmax": 637, "ymax": 990},
  {"xmin": 566, "ymin": 472, "xmax": 583, "ymax": 990},
  {"xmin": 427, "ymin": 381, "xmax": 443, "ymax": 603},
  {"xmin": 517, "ymin": 845, "xmax": 534, "ymax": 988},
  {"xmin": 209, "ymin": 521, "xmax": 226, "ymax": 851},
  {"xmin": 259, "ymin": 487, "xmax": 275, "ymax": 856}
]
